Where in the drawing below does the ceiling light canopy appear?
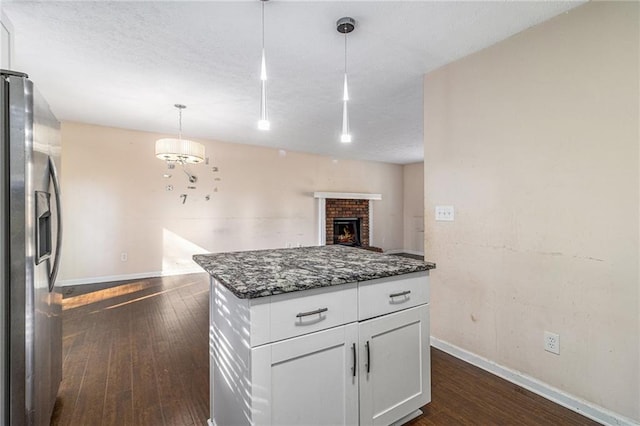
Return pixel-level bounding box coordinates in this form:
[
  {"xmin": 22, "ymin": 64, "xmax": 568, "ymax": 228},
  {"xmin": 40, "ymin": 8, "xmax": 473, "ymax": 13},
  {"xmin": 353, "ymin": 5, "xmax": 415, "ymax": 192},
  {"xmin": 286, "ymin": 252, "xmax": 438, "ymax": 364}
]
[
  {"xmin": 337, "ymin": 17, "xmax": 355, "ymax": 144},
  {"xmin": 155, "ymin": 104, "xmax": 205, "ymax": 164}
]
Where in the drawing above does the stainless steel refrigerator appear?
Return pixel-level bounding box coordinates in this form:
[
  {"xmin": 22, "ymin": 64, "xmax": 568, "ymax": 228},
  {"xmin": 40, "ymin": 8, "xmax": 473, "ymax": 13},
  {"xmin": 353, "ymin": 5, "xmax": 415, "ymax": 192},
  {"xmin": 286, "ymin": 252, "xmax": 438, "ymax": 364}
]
[{"xmin": 1, "ymin": 69, "xmax": 62, "ymax": 425}]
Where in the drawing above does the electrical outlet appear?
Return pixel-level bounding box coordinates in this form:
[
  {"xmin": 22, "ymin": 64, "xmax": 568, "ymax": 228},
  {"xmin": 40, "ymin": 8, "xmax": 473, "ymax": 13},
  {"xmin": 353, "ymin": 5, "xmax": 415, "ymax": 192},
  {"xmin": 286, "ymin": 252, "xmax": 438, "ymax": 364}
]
[
  {"xmin": 435, "ymin": 205, "xmax": 455, "ymax": 221},
  {"xmin": 544, "ymin": 331, "xmax": 560, "ymax": 355},
  {"xmin": 120, "ymin": 252, "xmax": 128, "ymax": 262}
]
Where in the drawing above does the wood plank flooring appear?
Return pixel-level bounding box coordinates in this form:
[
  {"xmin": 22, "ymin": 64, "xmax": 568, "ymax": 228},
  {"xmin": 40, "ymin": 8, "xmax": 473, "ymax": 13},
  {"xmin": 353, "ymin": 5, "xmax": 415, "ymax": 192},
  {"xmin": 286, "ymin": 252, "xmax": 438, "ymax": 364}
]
[
  {"xmin": 52, "ymin": 274, "xmax": 210, "ymax": 426},
  {"xmin": 409, "ymin": 350, "xmax": 599, "ymax": 426},
  {"xmin": 52, "ymin": 273, "xmax": 600, "ymax": 426}
]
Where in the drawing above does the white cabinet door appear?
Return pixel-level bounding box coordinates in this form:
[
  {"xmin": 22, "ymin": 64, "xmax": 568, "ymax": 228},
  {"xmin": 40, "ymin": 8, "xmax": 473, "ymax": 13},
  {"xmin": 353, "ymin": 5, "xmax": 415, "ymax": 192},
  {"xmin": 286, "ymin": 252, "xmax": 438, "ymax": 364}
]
[
  {"xmin": 252, "ymin": 323, "xmax": 359, "ymax": 426},
  {"xmin": 358, "ymin": 304, "xmax": 430, "ymax": 426}
]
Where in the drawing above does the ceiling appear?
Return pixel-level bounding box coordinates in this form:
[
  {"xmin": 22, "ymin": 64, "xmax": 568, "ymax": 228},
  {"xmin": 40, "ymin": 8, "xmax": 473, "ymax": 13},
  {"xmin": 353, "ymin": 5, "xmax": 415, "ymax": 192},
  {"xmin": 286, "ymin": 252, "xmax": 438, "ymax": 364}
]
[{"xmin": 2, "ymin": 1, "xmax": 583, "ymax": 164}]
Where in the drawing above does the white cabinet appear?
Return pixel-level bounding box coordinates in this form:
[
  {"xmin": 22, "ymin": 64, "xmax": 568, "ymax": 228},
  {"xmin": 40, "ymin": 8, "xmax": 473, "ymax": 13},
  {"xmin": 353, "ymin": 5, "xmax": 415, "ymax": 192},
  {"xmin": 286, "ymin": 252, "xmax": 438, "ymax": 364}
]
[
  {"xmin": 209, "ymin": 271, "xmax": 430, "ymax": 426},
  {"xmin": 357, "ymin": 273, "xmax": 429, "ymax": 321},
  {"xmin": 209, "ymin": 280, "xmax": 358, "ymax": 426},
  {"xmin": 252, "ymin": 324, "xmax": 359, "ymax": 426},
  {"xmin": 358, "ymin": 305, "xmax": 430, "ymax": 426}
]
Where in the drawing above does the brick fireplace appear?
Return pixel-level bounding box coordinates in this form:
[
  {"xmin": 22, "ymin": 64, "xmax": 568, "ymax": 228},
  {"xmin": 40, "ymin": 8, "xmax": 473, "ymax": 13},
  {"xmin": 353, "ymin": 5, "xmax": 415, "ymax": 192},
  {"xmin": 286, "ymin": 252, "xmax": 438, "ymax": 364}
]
[
  {"xmin": 326, "ymin": 199, "xmax": 370, "ymax": 247},
  {"xmin": 313, "ymin": 192, "xmax": 382, "ymax": 249}
]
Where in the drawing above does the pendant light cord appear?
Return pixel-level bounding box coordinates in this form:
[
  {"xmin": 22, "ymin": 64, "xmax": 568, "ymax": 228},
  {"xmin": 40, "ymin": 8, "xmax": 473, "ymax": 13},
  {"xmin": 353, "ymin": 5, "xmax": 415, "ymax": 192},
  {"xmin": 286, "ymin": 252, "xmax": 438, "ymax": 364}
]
[
  {"xmin": 344, "ymin": 32, "xmax": 348, "ymax": 75},
  {"xmin": 262, "ymin": 1, "xmax": 265, "ymax": 50},
  {"xmin": 178, "ymin": 107, "xmax": 183, "ymax": 140}
]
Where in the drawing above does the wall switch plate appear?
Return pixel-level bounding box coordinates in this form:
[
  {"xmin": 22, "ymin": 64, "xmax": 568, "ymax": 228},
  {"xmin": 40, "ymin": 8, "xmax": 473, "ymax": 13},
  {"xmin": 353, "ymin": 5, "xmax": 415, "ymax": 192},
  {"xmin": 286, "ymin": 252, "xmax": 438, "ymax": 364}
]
[
  {"xmin": 120, "ymin": 252, "xmax": 128, "ymax": 262},
  {"xmin": 544, "ymin": 331, "xmax": 560, "ymax": 354},
  {"xmin": 435, "ymin": 205, "xmax": 455, "ymax": 221}
]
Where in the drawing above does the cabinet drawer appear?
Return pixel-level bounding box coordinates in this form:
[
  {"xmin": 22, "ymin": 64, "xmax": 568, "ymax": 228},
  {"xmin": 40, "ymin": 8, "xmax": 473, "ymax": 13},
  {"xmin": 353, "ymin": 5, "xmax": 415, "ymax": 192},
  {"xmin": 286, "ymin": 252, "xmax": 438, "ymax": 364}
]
[
  {"xmin": 358, "ymin": 272, "xmax": 429, "ymax": 321},
  {"xmin": 269, "ymin": 283, "xmax": 358, "ymax": 342}
]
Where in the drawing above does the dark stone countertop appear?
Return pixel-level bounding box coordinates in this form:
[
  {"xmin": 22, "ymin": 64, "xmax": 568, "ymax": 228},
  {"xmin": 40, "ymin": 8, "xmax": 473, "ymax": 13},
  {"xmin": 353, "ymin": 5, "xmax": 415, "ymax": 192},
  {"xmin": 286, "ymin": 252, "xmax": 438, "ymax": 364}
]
[{"xmin": 192, "ymin": 245, "xmax": 435, "ymax": 299}]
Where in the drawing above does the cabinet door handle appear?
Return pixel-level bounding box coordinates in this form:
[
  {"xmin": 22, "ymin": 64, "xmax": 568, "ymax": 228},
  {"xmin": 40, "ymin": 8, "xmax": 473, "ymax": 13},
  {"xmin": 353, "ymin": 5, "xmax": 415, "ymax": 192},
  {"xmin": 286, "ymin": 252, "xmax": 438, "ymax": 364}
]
[
  {"xmin": 389, "ymin": 290, "xmax": 411, "ymax": 298},
  {"xmin": 296, "ymin": 307, "xmax": 328, "ymax": 318},
  {"xmin": 365, "ymin": 341, "xmax": 371, "ymax": 373},
  {"xmin": 351, "ymin": 343, "xmax": 356, "ymax": 377}
]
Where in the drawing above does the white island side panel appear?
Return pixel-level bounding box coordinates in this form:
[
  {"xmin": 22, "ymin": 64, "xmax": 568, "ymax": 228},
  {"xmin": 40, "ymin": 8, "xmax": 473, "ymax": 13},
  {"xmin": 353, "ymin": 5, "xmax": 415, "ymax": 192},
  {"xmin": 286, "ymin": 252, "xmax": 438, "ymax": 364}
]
[{"xmin": 211, "ymin": 278, "xmax": 265, "ymax": 426}]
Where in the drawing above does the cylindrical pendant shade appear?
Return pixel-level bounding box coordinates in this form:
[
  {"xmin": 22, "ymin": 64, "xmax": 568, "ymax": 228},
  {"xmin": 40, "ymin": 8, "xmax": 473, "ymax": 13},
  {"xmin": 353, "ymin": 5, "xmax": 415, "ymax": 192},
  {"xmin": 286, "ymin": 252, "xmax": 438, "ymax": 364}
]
[
  {"xmin": 155, "ymin": 138, "xmax": 205, "ymax": 164},
  {"xmin": 340, "ymin": 100, "xmax": 351, "ymax": 143}
]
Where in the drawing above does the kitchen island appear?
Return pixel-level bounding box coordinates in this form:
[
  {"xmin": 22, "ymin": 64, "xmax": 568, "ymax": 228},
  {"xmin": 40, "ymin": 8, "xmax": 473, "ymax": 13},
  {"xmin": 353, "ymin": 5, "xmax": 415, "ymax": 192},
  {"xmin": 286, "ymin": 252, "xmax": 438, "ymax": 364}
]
[{"xmin": 194, "ymin": 245, "xmax": 435, "ymax": 426}]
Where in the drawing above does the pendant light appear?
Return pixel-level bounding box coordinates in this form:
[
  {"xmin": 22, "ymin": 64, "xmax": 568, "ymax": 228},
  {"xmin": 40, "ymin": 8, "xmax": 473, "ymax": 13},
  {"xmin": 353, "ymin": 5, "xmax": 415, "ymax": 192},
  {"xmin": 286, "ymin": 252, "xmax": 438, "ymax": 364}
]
[
  {"xmin": 337, "ymin": 17, "xmax": 355, "ymax": 143},
  {"xmin": 155, "ymin": 104, "xmax": 205, "ymax": 164},
  {"xmin": 258, "ymin": 0, "xmax": 270, "ymax": 131}
]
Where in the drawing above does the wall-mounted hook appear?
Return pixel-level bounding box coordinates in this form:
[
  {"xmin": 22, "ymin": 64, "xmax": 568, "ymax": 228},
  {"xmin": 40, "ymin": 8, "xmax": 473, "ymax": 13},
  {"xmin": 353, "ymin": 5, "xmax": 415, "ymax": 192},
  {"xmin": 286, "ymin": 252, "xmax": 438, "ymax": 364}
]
[
  {"xmin": 205, "ymin": 195, "xmax": 211, "ymax": 201},
  {"xmin": 166, "ymin": 184, "xmax": 174, "ymax": 191},
  {"xmin": 180, "ymin": 194, "xmax": 187, "ymax": 204}
]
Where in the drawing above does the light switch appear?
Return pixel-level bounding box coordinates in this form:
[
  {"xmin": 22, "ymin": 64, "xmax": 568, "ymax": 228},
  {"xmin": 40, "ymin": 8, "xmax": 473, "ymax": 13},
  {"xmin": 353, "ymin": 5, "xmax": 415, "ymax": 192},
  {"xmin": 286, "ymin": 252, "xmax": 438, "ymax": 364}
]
[{"xmin": 435, "ymin": 205, "xmax": 454, "ymax": 221}]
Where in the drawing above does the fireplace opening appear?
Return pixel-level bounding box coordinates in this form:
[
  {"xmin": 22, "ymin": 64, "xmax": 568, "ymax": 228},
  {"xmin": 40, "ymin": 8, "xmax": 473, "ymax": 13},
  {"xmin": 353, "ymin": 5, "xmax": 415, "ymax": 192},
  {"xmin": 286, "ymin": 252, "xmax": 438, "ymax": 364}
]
[{"xmin": 333, "ymin": 218, "xmax": 361, "ymax": 246}]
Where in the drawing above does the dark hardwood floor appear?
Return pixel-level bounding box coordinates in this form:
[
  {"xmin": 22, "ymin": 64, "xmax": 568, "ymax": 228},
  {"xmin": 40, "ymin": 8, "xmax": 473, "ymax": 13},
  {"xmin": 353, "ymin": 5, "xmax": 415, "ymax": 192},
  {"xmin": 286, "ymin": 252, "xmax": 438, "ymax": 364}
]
[
  {"xmin": 52, "ymin": 274, "xmax": 210, "ymax": 425},
  {"xmin": 52, "ymin": 274, "xmax": 600, "ymax": 426},
  {"xmin": 409, "ymin": 350, "xmax": 599, "ymax": 426}
]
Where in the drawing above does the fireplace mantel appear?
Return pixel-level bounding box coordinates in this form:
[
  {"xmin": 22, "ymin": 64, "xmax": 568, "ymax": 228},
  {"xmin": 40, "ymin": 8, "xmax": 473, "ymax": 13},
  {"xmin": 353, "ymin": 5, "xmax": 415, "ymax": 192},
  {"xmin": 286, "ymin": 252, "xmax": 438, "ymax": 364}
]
[
  {"xmin": 314, "ymin": 192, "xmax": 382, "ymax": 201},
  {"xmin": 314, "ymin": 192, "xmax": 382, "ymax": 246}
]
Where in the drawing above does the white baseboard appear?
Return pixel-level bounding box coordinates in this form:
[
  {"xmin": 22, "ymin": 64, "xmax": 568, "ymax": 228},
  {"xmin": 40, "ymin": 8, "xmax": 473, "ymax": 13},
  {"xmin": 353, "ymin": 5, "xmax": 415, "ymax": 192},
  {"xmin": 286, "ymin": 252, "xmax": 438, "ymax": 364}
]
[
  {"xmin": 57, "ymin": 266, "xmax": 204, "ymax": 287},
  {"xmin": 402, "ymin": 249, "xmax": 425, "ymax": 256},
  {"xmin": 430, "ymin": 336, "xmax": 639, "ymax": 426}
]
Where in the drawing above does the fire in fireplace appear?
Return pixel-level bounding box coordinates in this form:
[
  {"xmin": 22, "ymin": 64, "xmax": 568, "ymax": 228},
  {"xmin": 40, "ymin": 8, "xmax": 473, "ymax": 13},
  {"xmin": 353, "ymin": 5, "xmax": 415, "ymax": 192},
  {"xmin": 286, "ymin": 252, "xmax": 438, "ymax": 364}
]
[{"xmin": 333, "ymin": 218, "xmax": 361, "ymax": 246}]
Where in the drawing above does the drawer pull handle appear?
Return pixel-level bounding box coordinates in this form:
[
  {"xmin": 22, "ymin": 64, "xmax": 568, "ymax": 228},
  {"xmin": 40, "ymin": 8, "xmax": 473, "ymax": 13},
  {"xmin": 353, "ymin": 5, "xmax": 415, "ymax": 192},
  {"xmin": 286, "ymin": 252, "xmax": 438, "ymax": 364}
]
[
  {"xmin": 352, "ymin": 343, "xmax": 357, "ymax": 377},
  {"xmin": 365, "ymin": 341, "xmax": 371, "ymax": 373},
  {"xmin": 296, "ymin": 307, "xmax": 328, "ymax": 318},
  {"xmin": 389, "ymin": 290, "xmax": 411, "ymax": 298}
]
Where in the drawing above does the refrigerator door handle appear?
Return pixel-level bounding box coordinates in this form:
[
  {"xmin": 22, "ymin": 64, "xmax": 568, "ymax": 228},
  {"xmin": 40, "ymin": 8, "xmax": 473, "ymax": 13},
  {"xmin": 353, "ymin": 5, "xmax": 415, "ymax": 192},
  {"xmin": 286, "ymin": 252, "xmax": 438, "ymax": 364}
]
[{"xmin": 48, "ymin": 156, "xmax": 62, "ymax": 290}]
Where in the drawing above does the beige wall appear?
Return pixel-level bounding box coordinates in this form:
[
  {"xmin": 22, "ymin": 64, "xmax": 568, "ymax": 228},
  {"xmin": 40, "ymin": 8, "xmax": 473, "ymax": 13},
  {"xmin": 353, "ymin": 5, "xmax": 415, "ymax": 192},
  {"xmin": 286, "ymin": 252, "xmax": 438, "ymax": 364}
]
[
  {"xmin": 403, "ymin": 162, "xmax": 424, "ymax": 254},
  {"xmin": 424, "ymin": 2, "xmax": 639, "ymax": 421},
  {"xmin": 60, "ymin": 122, "xmax": 405, "ymax": 283}
]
